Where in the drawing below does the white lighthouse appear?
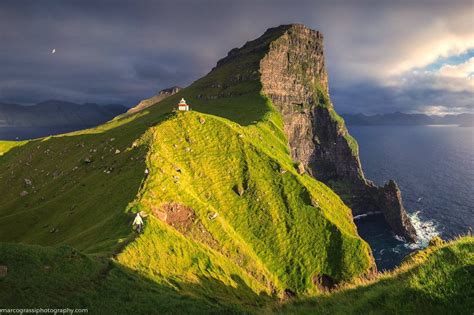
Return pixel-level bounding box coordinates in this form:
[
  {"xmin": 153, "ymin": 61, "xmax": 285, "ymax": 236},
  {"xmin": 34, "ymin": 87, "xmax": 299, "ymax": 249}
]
[{"xmin": 178, "ymin": 98, "xmax": 189, "ymax": 111}]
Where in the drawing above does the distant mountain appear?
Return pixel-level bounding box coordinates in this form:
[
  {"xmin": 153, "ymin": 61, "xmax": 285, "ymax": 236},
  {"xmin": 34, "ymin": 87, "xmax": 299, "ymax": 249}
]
[
  {"xmin": 0, "ymin": 100, "xmax": 128, "ymax": 128},
  {"xmin": 342, "ymin": 112, "xmax": 474, "ymax": 126}
]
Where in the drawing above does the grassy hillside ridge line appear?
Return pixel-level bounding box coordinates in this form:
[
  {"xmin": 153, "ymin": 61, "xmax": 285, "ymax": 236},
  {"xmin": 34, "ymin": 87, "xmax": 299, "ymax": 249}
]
[
  {"xmin": 120, "ymin": 110, "xmax": 372, "ymax": 295},
  {"xmin": 279, "ymin": 236, "xmax": 474, "ymax": 314},
  {"xmin": 0, "ymin": 24, "xmax": 375, "ymax": 303},
  {"xmin": 0, "ymin": 236, "xmax": 471, "ymax": 313}
]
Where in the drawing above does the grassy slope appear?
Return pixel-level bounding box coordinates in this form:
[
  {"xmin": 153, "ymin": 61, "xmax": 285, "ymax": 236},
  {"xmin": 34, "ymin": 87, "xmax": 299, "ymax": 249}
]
[
  {"xmin": 119, "ymin": 110, "xmax": 371, "ymax": 298},
  {"xmin": 0, "ymin": 237, "xmax": 471, "ymax": 314},
  {"xmin": 0, "ymin": 38, "xmax": 373, "ymax": 310},
  {"xmin": 280, "ymin": 236, "xmax": 474, "ymax": 314}
]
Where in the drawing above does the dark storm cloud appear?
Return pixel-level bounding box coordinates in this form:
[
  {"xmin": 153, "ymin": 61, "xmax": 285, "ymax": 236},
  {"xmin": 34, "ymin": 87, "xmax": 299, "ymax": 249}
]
[{"xmin": 0, "ymin": 0, "xmax": 472, "ymax": 113}]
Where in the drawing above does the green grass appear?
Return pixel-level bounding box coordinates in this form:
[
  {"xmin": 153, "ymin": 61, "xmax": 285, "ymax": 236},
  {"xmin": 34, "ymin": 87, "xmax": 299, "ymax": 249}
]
[
  {"xmin": 0, "ymin": 242, "xmax": 250, "ymax": 313},
  {"xmin": 0, "ymin": 39, "xmax": 374, "ymax": 301},
  {"xmin": 119, "ymin": 109, "xmax": 371, "ymax": 298},
  {"xmin": 0, "ymin": 140, "xmax": 26, "ymax": 156},
  {"xmin": 0, "ymin": 237, "xmax": 471, "ymax": 313},
  {"xmin": 0, "ymin": 27, "xmax": 471, "ymax": 312},
  {"xmin": 279, "ymin": 236, "xmax": 474, "ymax": 314},
  {"xmin": 0, "ymin": 72, "xmax": 372, "ymax": 313}
]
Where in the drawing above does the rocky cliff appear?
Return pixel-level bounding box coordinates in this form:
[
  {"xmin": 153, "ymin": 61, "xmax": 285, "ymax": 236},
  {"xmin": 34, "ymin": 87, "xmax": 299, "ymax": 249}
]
[
  {"xmin": 218, "ymin": 24, "xmax": 417, "ymax": 241},
  {"xmin": 260, "ymin": 24, "xmax": 416, "ymax": 241}
]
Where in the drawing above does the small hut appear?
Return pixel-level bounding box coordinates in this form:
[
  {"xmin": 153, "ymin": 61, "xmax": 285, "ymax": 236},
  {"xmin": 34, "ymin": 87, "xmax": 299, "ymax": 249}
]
[{"xmin": 178, "ymin": 98, "xmax": 190, "ymax": 111}]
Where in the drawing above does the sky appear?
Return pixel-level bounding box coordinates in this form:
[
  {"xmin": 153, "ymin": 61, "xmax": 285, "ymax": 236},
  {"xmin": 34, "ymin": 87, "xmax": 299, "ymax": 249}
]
[{"xmin": 0, "ymin": 0, "xmax": 472, "ymax": 114}]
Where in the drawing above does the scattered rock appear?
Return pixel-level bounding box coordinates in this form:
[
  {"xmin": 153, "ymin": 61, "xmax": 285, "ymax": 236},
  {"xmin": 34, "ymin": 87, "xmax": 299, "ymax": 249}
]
[
  {"xmin": 312, "ymin": 274, "xmax": 337, "ymax": 292},
  {"xmin": 232, "ymin": 184, "xmax": 245, "ymax": 197},
  {"xmin": 115, "ymin": 149, "xmax": 121, "ymax": 154},
  {"xmin": 428, "ymin": 236, "xmax": 445, "ymax": 247},
  {"xmin": 297, "ymin": 162, "xmax": 305, "ymax": 175},
  {"xmin": 0, "ymin": 265, "xmax": 7, "ymax": 278},
  {"xmin": 208, "ymin": 212, "xmax": 218, "ymax": 220},
  {"xmin": 199, "ymin": 117, "xmax": 206, "ymax": 124},
  {"xmin": 83, "ymin": 157, "xmax": 92, "ymax": 164},
  {"xmin": 311, "ymin": 199, "xmax": 320, "ymax": 208},
  {"xmin": 110, "ymin": 138, "xmax": 115, "ymax": 142},
  {"xmin": 24, "ymin": 178, "xmax": 32, "ymax": 186},
  {"xmin": 282, "ymin": 289, "xmax": 296, "ymax": 300},
  {"xmin": 20, "ymin": 190, "xmax": 28, "ymax": 197}
]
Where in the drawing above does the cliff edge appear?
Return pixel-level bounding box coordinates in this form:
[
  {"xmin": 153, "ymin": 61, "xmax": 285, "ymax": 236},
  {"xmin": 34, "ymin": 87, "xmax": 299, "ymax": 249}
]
[
  {"xmin": 217, "ymin": 24, "xmax": 416, "ymax": 241},
  {"xmin": 261, "ymin": 24, "xmax": 416, "ymax": 241}
]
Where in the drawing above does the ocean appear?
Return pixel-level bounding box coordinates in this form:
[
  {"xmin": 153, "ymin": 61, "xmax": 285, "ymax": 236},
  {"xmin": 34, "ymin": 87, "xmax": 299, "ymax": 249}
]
[
  {"xmin": 0, "ymin": 126, "xmax": 91, "ymax": 140},
  {"xmin": 1, "ymin": 124, "xmax": 472, "ymax": 270},
  {"xmin": 349, "ymin": 125, "xmax": 474, "ymax": 270}
]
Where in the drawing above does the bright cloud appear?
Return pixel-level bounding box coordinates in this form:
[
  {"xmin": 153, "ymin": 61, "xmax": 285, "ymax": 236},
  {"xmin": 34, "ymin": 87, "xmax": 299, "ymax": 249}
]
[{"xmin": 438, "ymin": 57, "xmax": 474, "ymax": 78}]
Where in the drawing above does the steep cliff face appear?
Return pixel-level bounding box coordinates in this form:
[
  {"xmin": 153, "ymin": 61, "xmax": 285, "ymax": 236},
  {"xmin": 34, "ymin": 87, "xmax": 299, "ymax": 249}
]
[{"xmin": 257, "ymin": 24, "xmax": 417, "ymax": 241}]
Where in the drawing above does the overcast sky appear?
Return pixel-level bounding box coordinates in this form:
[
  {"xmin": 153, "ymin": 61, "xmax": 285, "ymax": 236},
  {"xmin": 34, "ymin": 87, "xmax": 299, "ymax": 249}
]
[{"xmin": 0, "ymin": 0, "xmax": 472, "ymax": 114}]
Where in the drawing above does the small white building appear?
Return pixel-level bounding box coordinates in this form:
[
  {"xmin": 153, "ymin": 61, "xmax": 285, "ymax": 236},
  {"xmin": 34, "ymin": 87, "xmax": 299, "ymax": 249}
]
[{"xmin": 178, "ymin": 98, "xmax": 190, "ymax": 111}]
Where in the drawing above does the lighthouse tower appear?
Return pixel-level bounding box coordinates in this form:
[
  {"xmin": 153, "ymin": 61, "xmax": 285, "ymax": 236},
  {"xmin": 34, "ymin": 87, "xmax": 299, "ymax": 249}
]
[{"xmin": 178, "ymin": 98, "xmax": 189, "ymax": 111}]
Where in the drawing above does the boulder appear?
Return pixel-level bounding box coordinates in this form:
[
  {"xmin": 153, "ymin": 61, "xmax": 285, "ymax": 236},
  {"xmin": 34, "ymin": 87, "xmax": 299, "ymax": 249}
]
[{"xmin": 0, "ymin": 265, "xmax": 7, "ymax": 278}]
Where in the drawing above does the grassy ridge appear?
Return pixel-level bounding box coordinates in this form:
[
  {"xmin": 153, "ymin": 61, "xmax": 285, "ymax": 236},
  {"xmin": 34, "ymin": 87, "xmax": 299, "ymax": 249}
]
[
  {"xmin": 0, "ymin": 41, "xmax": 374, "ymax": 302},
  {"xmin": 120, "ymin": 109, "xmax": 371, "ymax": 297},
  {"xmin": 280, "ymin": 236, "xmax": 474, "ymax": 314},
  {"xmin": 0, "ymin": 237, "xmax": 471, "ymax": 313},
  {"xmin": 0, "ymin": 56, "xmax": 472, "ymax": 314}
]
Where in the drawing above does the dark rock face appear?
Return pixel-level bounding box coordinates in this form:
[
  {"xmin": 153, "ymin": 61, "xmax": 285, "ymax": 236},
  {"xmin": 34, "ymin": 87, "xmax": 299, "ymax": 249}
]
[
  {"xmin": 256, "ymin": 24, "xmax": 417, "ymax": 242},
  {"xmin": 312, "ymin": 274, "xmax": 337, "ymax": 292},
  {"xmin": 377, "ymin": 180, "xmax": 418, "ymax": 239}
]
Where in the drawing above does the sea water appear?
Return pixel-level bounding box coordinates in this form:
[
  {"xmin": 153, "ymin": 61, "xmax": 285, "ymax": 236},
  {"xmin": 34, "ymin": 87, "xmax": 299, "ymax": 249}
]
[
  {"xmin": 349, "ymin": 125, "xmax": 474, "ymax": 270},
  {"xmin": 0, "ymin": 126, "xmax": 91, "ymax": 140}
]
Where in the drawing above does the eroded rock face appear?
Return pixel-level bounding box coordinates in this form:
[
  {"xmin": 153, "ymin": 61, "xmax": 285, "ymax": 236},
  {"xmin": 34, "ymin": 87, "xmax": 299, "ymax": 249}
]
[{"xmin": 256, "ymin": 24, "xmax": 417, "ymax": 242}]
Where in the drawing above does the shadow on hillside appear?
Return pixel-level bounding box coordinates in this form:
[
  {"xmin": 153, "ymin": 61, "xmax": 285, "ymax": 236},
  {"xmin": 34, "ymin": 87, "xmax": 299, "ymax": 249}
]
[
  {"xmin": 89, "ymin": 262, "xmax": 274, "ymax": 314},
  {"xmin": 0, "ymin": 241, "xmax": 275, "ymax": 313},
  {"xmin": 278, "ymin": 248, "xmax": 474, "ymax": 314}
]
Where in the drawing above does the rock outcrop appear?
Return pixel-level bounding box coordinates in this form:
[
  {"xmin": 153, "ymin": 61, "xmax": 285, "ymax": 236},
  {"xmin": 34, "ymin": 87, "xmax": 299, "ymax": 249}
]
[
  {"xmin": 217, "ymin": 24, "xmax": 417, "ymax": 241},
  {"xmin": 259, "ymin": 24, "xmax": 416, "ymax": 241}
]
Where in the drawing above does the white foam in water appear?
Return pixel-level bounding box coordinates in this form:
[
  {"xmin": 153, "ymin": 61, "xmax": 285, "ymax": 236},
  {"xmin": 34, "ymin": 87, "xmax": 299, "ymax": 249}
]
[
  {"xmin": 404, "ymin": 211, "xmax": 440, "ymax": 249},
  {"xmin": 354, "ymin": 211, "xmax": 382, "ymax": 220}
]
